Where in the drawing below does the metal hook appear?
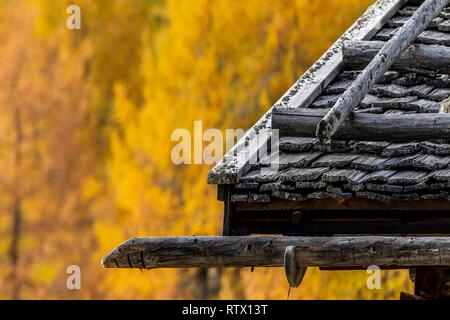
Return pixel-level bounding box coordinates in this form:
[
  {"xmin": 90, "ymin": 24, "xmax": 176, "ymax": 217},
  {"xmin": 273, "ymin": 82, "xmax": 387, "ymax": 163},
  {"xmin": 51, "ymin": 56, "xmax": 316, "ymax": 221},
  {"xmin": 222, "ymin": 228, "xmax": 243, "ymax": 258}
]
[{"xmin": 284, "ymin": 246, "xmax": 307, "ymax": 288}]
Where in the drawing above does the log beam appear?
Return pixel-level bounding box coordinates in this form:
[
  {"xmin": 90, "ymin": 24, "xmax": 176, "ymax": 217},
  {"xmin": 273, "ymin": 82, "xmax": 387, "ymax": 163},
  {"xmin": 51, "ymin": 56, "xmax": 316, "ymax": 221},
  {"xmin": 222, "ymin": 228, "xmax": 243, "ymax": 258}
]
[
  {"xmin": 272, "ymin": 108, "xmax": 450, "ymax": 142},
  {"xmin": 102, "ymin": 236, "xmax": 450, "ymax": 270},
  {"xmin": 343, "ymin": 40, "xmax": 450, "ymax": 74},
  {"xmin": 316, "ymin": 0, "xmax": 449, "ymax": 142}
]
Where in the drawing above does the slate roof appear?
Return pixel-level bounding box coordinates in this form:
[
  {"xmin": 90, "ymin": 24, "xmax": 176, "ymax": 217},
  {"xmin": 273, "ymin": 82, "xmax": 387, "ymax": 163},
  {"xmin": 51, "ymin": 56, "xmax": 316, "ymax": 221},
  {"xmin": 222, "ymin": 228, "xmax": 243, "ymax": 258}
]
[{"xmin": 210, "ymin": 1, "xmax": 450, "ymax": 205}]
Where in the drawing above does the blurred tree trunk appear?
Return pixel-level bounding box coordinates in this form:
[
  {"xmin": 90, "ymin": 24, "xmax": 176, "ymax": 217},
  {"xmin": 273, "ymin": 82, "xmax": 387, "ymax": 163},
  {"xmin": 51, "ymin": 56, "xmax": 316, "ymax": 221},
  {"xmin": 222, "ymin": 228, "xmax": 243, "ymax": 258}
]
[
  {"xmin": 209, "ymin": 268, "xmax": 223, "ymax": 298},
  {"xmin": 230, "ymin": 269, "xmax": 246, "ymax": 300},
  {"xmin": 10, "ymin": 103, "xmax": 23, "ymax": 299},
  {"xmin": 194, "ymin": 268, "xmax": 209, "ymax": 299},
  {"xmin": 192, "ymin": 268, "xmax": 223, "ymax": 299}
]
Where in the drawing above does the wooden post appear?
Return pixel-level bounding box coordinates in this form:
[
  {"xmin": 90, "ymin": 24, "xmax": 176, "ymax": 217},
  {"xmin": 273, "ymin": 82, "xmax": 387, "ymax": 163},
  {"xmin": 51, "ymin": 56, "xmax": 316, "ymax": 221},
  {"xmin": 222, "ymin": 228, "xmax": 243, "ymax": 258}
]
[
  {"xmin": 102, "ymin": 236, "xmax": 450, "ymax": 270},
  {"xmin": 316, "ymin": 0, "xmax": 449, "ymax": 142}
]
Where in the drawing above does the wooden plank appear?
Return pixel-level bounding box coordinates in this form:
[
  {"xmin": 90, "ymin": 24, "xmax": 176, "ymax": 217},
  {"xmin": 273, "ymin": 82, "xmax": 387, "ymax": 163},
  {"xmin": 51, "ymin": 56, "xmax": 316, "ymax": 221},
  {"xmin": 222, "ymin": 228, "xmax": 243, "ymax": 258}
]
[
  {"xmin": 383, "ymin": 154, "xmax": 420, "ymax": 169},
  {"xmin": 351, "ymin": 156, "xmax": 388, "ymax": 170},
  {"xmin": 260, "ymin": 151, "xmax": 322, "ymax": 169},
  {"xmin": 311, "ymin": 154, "xmax": 360, "ymax": 168},
  {"xmin": 417, "ymin": 30, "xmax": 450, "ymax": 45},
  {"xmin": 280, "ymin": 167, "xmax": 330, "ymax": 181},
  {"xmin": 311, "ymin": 95, "xmax": 340, "ymax": 109},
  {"xmin": 386, "ymin": 15, "xmax": 411, "ymax": 27},
  {"xmin": 412, "ymin": 154, "xmax": 450, "ymax": 170},
  {"xmin": 321, "ymin": 168, "xmax": 365, "ymax": 183},
  {"xmin": 343, "ymin": 40, "xmax": 450, "ymax": 74},
  {"xmin": 316, "ymin": 0, "xmax": 449, "ymax": 142},
  {"xmin": 235, "ymin": 197, "xmax": 450, "ymax": 211},
  {"xmin": 272, "ymin": 190, "xmax": 304, "ymax": 202},
  {"xmin": 371, "ymin": 83, "xmax": 435, "ymax": 98},
  {"xmin": 428, "ymin": 88, "xmax": 450, "ymax": 101},
  {"xmin": 359, "ymin": 170, "xmax": 397, "ymax": 183},
  {"xmin": 374, "ymin": 27, "xmax": 399, "ymax": 41},
  {"xmin": 424, "ymin": 74, "xmax": 450, "ymax": 88},
  {"xmin": 398, "ymin": 6, "xmax": 420, "ymax": 16},
  {"xmin": 235, "ymin": 182, "xmax": 259, "ymax": 189},
  {"xmin": 272, "ymin": 108, "xmax": 450, "ymax": 142},
  {"xmin": 354, "ymin": 141, "xmax": 391, "ymax": 154},
  {"xmin": 207, "ymin": 0, "xmax": 406, "ymax": 184},
  {"xmin": 234, "ymin": 218, "xmax": 450, "ymax": 236},
  {"xmin": 313, "ymin": 140, "xmax": 354, "ymax": 153},
  {"xmin": 340, "ymin": 70, "xmax": 400, "ymax": 82},
  {"xmin": 102, "ymin": 236, "xmax": 450, "ymax": 269},
  {"xmin": 439, "ymin": 7, "xmax": 450, "ymax": 18},
  {"xmin": 296, "ymin": 181, "xmax": 327, "ymax": 189},
  {"xmin": 381, "ymin": 142, "xmax": 421, "ymax": 157},
  {"xmin": 366, "ymin": 183, "xmax": 404, "ymax": 193},
  {"xmin": 437, "ymin": 18, "xmax": 450, "ymax": 31},
  {"xmin": 387, "ymin": 170, "xmax": 429, "ymax": 185},
  {"xmin": 279, "ymin": 137, "xmax": 318, "ymax": 152},
  {"xmin": 431, "ymin": 168, "xmax": 450, "ymax": 180},
  {"xmin": 260, "ymin": 182, "xmax": 294, "ymax": 192},
  {"xmin": 420, "ymin": 141, "xmax": 450, "ymax": 155},
  {"xmin": 410, "ymin": 99, "xmax": 441, "ymax": 113},
  {"xmin": 387, "ymin": 15, "xmax": 445, "ymax": 28},
  {"xmin": 393, "ymin": 72, "xmax": 422, "ymax": 86},
  {"xmin": 359, "ymin": 95, "xmax": 419, "ymax": 110},
  {"xmin": 306, "ymin": 191, "xmax": 349, "ymax": 200}
]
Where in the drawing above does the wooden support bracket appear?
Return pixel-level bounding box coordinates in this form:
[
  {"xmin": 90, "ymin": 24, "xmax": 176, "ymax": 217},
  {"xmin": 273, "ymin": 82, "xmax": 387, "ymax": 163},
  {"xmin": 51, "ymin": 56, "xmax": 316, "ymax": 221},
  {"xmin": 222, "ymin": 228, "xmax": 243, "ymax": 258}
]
[
  {"xmin": 284, "ymin": 246, "xmax": 307, "ymax": 288},
  {"xmin": 102, "ymin": 236, "xmax": 450, "ymax": 270}
]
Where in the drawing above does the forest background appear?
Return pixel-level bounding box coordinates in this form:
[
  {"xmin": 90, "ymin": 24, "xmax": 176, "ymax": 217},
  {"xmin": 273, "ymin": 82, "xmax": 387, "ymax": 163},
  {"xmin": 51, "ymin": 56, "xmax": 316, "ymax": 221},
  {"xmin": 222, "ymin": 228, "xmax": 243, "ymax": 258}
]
[{"xmin": 0, "ymin": 0, "xmax": 412, "ymax": 299}]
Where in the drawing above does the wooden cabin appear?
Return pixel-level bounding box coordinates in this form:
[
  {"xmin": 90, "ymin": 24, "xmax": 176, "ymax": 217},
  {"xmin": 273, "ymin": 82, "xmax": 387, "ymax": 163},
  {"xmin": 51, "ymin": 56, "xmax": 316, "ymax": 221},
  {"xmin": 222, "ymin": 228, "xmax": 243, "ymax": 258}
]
[{"xmin": 103, "ymin": 0, "xmax": 450, "ymax": 300}]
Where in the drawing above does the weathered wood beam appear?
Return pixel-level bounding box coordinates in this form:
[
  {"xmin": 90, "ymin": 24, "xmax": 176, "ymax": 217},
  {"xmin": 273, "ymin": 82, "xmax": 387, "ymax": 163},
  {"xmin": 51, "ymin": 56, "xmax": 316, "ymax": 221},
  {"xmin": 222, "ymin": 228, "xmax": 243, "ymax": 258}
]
[
  {"xmin": 236, "ymin": 197, "xmax": 450, "ymax": 212},
  {"xmin": 272, "ymin": 108, "xmax": 450, "ymax": 142},
  {"xmin": 343, "ymin": 40, "xmax": 450, "ymax": 74},
  {"xmin": 316, "ymin": 0, "xmax": 449, "ymax": 142},
  {"xmin": 102, "ymin": 236, "xmax": 450, "ymax": 269}
]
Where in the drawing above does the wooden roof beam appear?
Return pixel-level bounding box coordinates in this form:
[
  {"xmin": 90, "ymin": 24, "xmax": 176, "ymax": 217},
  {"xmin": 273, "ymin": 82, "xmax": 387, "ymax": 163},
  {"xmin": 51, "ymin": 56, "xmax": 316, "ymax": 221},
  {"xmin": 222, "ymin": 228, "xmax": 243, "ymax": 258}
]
[
  {"xmin": 272, "ymin": 108, "xmax": 450, "ymax": 142},
  {"xmin": 316, "ymin": 0, "xmax": 449, "ymax": 142},
  {"xmin": 102, "ymin": 236, "xmax": 450, "ymax": 269}
]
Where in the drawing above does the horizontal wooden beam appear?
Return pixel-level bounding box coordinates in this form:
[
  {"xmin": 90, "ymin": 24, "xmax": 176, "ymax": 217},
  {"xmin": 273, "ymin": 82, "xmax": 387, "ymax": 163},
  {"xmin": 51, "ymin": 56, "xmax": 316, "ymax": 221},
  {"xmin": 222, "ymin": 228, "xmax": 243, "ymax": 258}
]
[
  {"xmin": 272, "ymin": 108, "xmax": 450, "ymax": 141},
  {"xmin": 235, "ymin": 197, "xmax": 450, "ymax": 212},
  {"xmin": 343, "ymin": 40, "xmax": 450, "ymax": 74},
  {"xmin": 232, "ymin": 214, "xmax": 450, "ymax": 237},
  {"xmin": 102, "ymin": 236, "xmax": 450, "ymax": 269}
]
